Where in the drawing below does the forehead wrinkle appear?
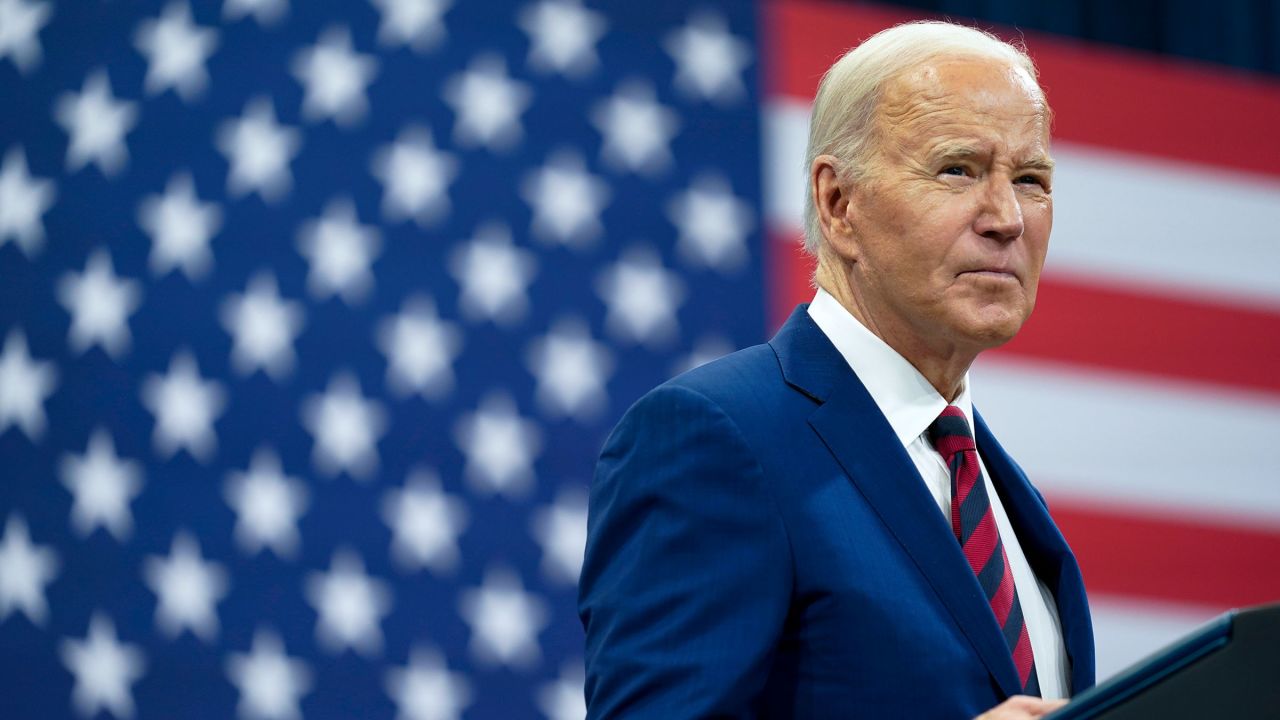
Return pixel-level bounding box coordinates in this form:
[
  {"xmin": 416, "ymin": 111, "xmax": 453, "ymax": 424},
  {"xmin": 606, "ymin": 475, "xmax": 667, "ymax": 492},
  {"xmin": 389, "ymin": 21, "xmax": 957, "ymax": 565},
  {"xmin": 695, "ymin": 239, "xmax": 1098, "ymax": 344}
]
[
  {"xmin": 925, "ymin": 132, "xmax": 1052, "ymax": 162},
  {"xmin": 894, "ymin": 97, "xmax": 1046, "ymax": 134},
  {"xmin": 878, "ymin": 59, "xmax": 1050, "ymax": 130},
  {"xmin": 867, "ymin": 59, "xmax": 1053, "ymax": 176},
  {"xmin": 884, "ymin": 99, "xmax": 1052, "ymax": 162},
  {"xmin": 877, "ymin": 76, "xmax": 958, "ymax": 128},
  {"xmin": 922, "ymin": 140, "xmax": 1056, "ymax": 176},
  {"xmin": 876, "ymin": 101, "xmax": 983, "ymax": 159}
]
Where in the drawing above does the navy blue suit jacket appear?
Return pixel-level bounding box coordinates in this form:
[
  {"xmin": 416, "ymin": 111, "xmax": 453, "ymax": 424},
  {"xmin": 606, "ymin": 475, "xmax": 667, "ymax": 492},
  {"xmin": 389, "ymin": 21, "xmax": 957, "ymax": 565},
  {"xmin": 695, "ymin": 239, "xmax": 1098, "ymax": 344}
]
[{"xmin": 579, "ymin": 306, "xmax": 1095, "ymax": 718}]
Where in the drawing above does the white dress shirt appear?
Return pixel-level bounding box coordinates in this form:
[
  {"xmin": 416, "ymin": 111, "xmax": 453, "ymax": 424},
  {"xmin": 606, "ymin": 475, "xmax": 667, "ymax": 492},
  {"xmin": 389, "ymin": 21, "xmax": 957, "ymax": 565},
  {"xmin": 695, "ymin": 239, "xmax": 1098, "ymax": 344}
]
[{"xmin": 807, "ymin": 288, "xmax": 1069, "ymax": 699}]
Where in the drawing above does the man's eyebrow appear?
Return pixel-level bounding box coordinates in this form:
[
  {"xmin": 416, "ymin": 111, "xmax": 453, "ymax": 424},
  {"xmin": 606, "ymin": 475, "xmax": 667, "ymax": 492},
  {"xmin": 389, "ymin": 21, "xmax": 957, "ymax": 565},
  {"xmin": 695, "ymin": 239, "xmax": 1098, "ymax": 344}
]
[
  {"xmin": 927, "ymin": 143, "xmax": 1057, "ymax": 173},
  {"xmin": 1020, "ymin": 156, "xmax": 1056, "ymax": 172},
  {"xmin": 928, "ymin": 143, "xmax": 982, "ymax": 161}
]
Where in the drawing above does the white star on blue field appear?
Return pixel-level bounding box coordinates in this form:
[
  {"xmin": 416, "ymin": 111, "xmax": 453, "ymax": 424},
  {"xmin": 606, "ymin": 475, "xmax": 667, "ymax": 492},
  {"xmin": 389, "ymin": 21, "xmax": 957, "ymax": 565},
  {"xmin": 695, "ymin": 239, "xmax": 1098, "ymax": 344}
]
[{"xmin": 0, "ymin": 1, "xmax": 764, "ymax": 717}]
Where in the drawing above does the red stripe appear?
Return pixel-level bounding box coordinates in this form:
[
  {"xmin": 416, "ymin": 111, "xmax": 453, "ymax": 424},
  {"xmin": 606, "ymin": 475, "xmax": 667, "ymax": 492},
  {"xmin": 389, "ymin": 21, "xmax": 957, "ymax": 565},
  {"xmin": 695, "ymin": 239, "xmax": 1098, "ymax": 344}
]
[
  {"xmin": 1012, "ymin": 626, "xmax": 1035, "ymax": 687},
  {"xmin": 767, "ymin": 230, "xmax": 1280, "ymax": 396},
  {"xmin": 1048, "ymin": 497, "xmax": 1280, "ymax": 608},
  {"xmin": 766, "ymin": 228, "xmax": 814, "ymax": 332},
  {"xmin": 988, "ymin": 548, "xmax": 1015, "ymax": 627},
  {"xmin": 995, "ymin": 272, "xmax": 1280, "ymax": 396},
  {"xmin": 765, "ymin": 0, "xmax": 1280, "ymax": 177}
]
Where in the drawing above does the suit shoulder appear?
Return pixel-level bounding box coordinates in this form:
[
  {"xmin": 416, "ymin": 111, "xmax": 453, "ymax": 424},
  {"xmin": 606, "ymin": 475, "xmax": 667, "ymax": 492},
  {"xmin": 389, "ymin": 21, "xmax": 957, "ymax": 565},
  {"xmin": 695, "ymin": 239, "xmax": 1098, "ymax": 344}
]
[
  {"xmin": 609, "ymin": 342, "xmax": 793, "ymax": 446},
  {"xmin": 661, "ymin": 342, "xmax": 781, "ymax": 404}
]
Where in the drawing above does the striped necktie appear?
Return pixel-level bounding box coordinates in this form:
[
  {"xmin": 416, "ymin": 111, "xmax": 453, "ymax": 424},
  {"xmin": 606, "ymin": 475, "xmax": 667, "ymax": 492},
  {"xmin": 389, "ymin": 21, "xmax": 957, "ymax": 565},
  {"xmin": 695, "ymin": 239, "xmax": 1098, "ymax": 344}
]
[{"xmin": 928, "ymin": 405, "xmax": 1040, "ymax": 696}]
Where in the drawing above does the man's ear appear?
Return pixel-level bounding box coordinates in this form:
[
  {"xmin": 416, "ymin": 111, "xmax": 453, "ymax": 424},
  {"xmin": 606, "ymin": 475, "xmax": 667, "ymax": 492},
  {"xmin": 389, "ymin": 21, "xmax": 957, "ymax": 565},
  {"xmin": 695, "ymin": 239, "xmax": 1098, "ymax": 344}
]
[{"xmin": 810, "ymin": 154, "xmax": 858, "ymax": 260}]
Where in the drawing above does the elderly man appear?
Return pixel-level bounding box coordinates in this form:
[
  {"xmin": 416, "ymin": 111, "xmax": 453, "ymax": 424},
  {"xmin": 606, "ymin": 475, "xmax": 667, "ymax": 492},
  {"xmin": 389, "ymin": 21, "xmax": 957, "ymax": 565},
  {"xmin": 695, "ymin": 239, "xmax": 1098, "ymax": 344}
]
[{"xmin": 579, "ymin": 20, "xmax": 1095, "ymax": 719}]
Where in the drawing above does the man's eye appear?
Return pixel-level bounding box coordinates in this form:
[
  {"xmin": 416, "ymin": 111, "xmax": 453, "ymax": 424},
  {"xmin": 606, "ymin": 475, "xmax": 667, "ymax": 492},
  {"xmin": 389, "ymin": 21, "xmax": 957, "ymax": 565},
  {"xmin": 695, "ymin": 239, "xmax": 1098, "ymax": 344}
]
[
  {"xmin": 941, "ymin": 166, "xmax": 967, "ymax": 176},
  {"xmin": 1015, "ymin": 175, "xmax": 1045, "ymax": 187}
]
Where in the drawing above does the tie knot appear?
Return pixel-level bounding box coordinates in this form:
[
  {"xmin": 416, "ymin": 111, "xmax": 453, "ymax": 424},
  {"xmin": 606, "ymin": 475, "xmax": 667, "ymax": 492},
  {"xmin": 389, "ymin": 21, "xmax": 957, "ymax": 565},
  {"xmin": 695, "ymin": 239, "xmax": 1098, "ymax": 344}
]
[{"xmin": 927, "ymin": 405, "xmax": 976, "ymax": 457}]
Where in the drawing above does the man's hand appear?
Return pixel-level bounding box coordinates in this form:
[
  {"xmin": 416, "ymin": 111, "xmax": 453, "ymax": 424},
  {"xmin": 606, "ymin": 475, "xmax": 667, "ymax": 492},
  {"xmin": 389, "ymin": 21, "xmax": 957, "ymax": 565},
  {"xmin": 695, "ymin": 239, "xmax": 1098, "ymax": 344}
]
[{"xmin": 975, "ymin": 695, "xmax": 1069, "ymax": 719}]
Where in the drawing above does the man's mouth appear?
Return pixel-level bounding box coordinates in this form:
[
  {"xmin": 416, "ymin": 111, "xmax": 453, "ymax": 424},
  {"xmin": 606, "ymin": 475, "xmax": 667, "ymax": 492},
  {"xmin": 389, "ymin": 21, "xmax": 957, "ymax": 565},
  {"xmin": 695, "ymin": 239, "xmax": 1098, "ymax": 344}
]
[{"xmin": 959, "ymin": 268, "xmax": 1018, "ymax": 281}]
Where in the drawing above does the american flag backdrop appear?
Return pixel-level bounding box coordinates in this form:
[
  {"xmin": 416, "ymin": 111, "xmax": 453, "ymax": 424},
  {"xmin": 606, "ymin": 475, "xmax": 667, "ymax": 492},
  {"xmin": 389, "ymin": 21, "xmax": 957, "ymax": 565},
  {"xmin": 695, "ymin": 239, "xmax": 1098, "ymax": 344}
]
[
  {"xmin": 0, "ymin": 0, "xmax": 763, "ymax": 717},
  {"xmin": 0, "ymin": 1, "xmax": 1278, "ymax": 719}
]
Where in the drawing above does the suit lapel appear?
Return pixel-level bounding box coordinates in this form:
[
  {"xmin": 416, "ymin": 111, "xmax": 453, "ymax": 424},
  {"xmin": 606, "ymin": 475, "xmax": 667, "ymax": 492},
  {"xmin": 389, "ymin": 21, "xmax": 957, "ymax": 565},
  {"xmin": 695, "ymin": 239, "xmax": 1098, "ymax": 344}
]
[
  {"xmin": 771, "ymin": 308, "xmax": 1025, "ymax": 698},
  {"xmin": 975, "ymin": 413, "xmax": 1097, "ymax": 694}
]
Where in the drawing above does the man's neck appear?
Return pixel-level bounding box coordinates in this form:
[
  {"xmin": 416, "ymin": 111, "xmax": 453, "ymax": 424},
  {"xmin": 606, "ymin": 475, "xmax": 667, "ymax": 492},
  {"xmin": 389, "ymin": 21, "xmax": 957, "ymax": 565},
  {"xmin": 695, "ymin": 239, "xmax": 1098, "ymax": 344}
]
[{"xmin": 813, "ymin": 266, "xmax": 974, "ymax": 402}]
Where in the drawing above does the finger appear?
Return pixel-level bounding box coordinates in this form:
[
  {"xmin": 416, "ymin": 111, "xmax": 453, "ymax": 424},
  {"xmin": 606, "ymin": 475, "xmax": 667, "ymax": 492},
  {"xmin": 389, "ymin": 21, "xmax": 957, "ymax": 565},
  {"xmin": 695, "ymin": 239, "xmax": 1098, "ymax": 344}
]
[
  {"xmin": 1025, "ymin": 697, "xmax": 1069, "ymax": 717},
  {"xmin": 1007, "ymin": 695, "xmax": 1067, "ymax": 707},
  {"xmin": 1001, "ymin": 695, "xmax": 1050, "ymax": 709},
  {"xmin": 976, "ymin": 696, "xmax": 1069, "ymax": 719}
]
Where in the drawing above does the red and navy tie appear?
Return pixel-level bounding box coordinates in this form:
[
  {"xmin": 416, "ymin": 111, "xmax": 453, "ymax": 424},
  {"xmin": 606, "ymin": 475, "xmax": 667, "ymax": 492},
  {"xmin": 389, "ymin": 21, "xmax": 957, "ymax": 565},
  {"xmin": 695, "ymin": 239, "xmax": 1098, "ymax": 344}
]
[{"xmin": 928, "ymin": 406, "xmax": 1040, "ymax": 696}]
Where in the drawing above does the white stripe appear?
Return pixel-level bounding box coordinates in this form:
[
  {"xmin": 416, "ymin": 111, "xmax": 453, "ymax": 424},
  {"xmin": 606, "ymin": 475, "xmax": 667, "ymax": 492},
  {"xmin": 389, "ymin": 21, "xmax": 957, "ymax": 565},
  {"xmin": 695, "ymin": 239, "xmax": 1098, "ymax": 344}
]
[
  {"xmin": 763, "ymin": 101, "xmax": 811, "ymax": 237},
  {"xmin": 763, "ymin": 100, "xmax": 1280, "ymax": 308},
  {"xmin": 1049, "ymin": 145, "xmax": 1280, "ymax": 308},
  {"xmin": 1090, "ymin": 595, "xmax": 1225, "ymax": 682},
  {"xmin": 971, "ymin": 356, "xmax": 1280, "ymax": 528}
]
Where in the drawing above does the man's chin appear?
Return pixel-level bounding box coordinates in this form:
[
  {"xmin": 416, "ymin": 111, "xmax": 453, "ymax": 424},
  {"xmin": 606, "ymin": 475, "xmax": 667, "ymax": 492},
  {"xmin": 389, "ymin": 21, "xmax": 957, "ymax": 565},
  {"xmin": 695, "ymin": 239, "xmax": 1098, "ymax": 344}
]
[{"xmin": 952, "ymin": 309, "xmax": 1029, "ymax": 351}]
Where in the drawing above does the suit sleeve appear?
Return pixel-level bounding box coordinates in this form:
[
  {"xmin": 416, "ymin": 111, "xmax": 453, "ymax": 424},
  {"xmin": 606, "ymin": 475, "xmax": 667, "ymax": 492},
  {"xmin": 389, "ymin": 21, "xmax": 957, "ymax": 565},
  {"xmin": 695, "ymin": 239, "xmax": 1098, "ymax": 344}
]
[{"xmin": 578, "ymin": 384, "xmax": 793, "ymax": 718}]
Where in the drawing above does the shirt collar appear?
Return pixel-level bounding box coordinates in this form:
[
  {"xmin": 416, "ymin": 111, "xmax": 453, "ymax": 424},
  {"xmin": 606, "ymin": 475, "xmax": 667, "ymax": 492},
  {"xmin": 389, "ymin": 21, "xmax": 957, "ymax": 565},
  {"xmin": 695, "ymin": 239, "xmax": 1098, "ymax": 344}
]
[{"xmin": 807, "ymin": 288, "xmax": 975, "ymax": 446}]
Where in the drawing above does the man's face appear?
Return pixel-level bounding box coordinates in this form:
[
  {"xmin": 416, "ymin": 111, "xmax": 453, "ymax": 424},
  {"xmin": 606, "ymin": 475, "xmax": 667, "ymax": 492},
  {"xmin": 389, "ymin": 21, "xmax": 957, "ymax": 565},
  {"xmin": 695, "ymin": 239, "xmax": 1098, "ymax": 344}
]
[{"xmin": 840, "ymin": 57, "xmax": 1053, "ymax": 357}]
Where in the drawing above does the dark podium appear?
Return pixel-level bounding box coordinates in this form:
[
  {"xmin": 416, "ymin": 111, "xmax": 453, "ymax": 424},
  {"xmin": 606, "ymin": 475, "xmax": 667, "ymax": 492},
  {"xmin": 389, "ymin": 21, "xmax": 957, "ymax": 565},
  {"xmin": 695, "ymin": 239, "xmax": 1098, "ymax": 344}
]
[{"xmin": 1049, "ymin": 603, "xmax": 1280, "ymax": 719}]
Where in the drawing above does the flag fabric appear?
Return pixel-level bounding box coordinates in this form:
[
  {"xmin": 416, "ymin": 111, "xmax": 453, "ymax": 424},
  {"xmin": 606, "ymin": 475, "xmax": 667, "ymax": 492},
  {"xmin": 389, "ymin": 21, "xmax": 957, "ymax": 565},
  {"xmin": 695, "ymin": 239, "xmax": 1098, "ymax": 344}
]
[
  {"xmin": 0, "ymin": 1, "xmax": 764, "ymax": 718},
  {"xmin": 764, "ymin": 1, "xmax": 1280, "ymax": 682}
]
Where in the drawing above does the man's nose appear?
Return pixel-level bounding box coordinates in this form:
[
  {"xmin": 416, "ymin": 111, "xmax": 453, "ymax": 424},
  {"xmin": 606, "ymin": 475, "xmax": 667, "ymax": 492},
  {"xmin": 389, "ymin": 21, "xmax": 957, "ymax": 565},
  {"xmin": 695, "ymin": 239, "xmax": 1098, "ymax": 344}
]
[{"xmin": 974, "ymin": 179, "xmax": 1024, "ymax": 242}]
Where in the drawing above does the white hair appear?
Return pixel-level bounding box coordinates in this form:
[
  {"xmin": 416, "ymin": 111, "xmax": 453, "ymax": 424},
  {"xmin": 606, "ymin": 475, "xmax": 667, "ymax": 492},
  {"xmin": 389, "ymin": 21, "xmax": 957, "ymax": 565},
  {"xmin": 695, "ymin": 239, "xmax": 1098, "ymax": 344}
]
[{"xmin": 802, "ymin": 21, "xmax": 1045, "ymax": 254}]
